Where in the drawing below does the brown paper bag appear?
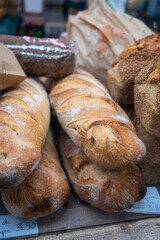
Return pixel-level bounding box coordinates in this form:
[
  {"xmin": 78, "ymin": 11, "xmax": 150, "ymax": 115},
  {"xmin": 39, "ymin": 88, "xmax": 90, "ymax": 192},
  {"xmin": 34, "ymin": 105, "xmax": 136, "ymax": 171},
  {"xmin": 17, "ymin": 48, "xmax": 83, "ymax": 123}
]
[
  {"xmin": 0, "ymin": 43, "xmax": 26, "ymax": 90},
  {"xmin": 67, "ymin": 0, "xmax": 153, "ymax": 86}
]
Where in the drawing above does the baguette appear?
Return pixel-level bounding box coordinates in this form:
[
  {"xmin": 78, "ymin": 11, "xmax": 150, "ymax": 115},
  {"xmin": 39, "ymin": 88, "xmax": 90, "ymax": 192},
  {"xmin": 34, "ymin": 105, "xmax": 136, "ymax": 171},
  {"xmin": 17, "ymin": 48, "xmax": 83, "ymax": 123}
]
[
  {"xmin": 59, "ymin": 132, "xmax": 146, "ymax": 211},
  {"xmin": 133, "ymin": 117, "xmax": 160, "ymax": 184},
  {"xmin": 49, "ymin": 69, "xmax": 146, "ymax": 169},
  {"xmin": 1, "ymin": 130, "xmax": 70, "ymax": 219},
  {"xmin": 0, "ymin": 78, "xmax": 50, "ymax": 189},
  {"xmin": 107, "ymin": 33, "xmax": 160, "ymax": 105}
]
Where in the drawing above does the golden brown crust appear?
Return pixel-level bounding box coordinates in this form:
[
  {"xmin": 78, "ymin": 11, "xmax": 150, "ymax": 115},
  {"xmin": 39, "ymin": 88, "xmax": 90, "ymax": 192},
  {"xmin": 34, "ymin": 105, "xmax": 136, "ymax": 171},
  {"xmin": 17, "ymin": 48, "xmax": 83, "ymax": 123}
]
[
  {"xmin": 112, "ymin": 34, "xmax": 160, "ymax": 66},
  {"xmin": 1, "ymin": 130, "xmax": 70, "ymax": 219},
  {"xmin": 0, "ymin": 78, "xmax": 50, "ymax": 189},
  {"xmin": 59, "ymin": 132, "xmax": 146, "ymax": 212},
  {"xmin": 107, "ymin": 33, "xmax": 160, "ymax": 105},
  {"xmin": 50, "ymin": 69, "xmax": 146, "ymax": 170}
]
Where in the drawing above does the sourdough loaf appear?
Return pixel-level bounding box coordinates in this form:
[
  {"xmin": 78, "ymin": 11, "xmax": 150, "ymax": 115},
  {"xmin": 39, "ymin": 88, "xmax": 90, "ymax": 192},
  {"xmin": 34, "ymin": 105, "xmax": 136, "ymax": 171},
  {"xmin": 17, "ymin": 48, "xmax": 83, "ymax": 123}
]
[
  {"xmin": 0, "ymin": 78, "xmax": 50, "ymax": 189},
  {"xmin": 134, "ymin": 117, "xmax": 160, "ymax": 184},
  {"xmin": 107, "ymin": 33, "xmax": 160, "ymax": 105},
  {"xmin": 49, "ymin": 69, "xmax": 146, "ymax": 169},
  {"xmin": 134, "ymin": 54, "xmax": 160, "ymax": 137},
  {"xmin": 1, "ymin": 130, "xmax": 70, "ymax": 219},
  {"xmin": 59, "ymin": 132, "xmax": 146, "ymax": 211}
]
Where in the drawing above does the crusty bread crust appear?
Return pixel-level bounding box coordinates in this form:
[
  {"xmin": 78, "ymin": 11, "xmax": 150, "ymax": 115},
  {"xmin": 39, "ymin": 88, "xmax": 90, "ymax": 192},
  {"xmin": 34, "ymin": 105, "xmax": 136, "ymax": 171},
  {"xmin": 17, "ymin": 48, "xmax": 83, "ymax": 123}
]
[
  {"xmin": 134, "ymin": 55, "xmax": 160, "ymax": 136},
  {"xmin": 107, "ymin": 33, "xmax": 160, "ymax": 105},
  {"xmin": 59, "ymin": 132, "xmax": 146, "ymax": 211},
  {"xmin": 0, "ymin": 78, "xmax": 50, "ymax": 189},
  {"xmin": 50, "ymin": 69, "xmax": 146, "ymax": 169},
  {"xmin": 1, "ymin": 130, "xmax": 70, "ymax": 219}
]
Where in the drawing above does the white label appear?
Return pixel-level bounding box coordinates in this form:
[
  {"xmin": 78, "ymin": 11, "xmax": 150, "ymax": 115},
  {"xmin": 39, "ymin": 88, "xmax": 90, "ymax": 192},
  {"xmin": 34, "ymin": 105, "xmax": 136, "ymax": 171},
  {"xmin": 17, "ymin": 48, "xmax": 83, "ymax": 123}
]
[
  {"xmin": 127, "ymin": 187, "xmax": 160, "ymax": 214},
  {"xmin": 0, "ymin": 215, "xmax": 38, "ymax": 239}
]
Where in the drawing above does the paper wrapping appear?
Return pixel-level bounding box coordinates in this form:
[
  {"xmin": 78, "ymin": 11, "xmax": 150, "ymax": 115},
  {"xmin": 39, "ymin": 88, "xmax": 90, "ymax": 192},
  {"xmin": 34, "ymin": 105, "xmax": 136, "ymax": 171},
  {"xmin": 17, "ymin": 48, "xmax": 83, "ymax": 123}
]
[
  {"xmin": 0, "ymin": 43, "xmax": 26, "ymax": 90},
  {"xmin": 67, "ymin": 0, "xmax": 154, "ymax": 86}
]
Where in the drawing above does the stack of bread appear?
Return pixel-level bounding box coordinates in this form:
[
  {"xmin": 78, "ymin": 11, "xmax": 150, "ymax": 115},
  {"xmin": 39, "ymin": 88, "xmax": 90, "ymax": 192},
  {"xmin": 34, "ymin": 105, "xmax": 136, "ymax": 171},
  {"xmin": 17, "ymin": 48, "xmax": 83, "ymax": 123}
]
[
  {"xmin": 0, "ymin": 36, "xmax": 76, "ymax": 219},
  {"xmin": 49, "ymin": 69, "xmax": 146, "ymax": 211},
  {"xmin": 107, "ymin": 33, "xmax": 160, "ymax": 185},
  {"xmin": 0, "ymin": 33, "xmax": 153, "ymax": 219}
]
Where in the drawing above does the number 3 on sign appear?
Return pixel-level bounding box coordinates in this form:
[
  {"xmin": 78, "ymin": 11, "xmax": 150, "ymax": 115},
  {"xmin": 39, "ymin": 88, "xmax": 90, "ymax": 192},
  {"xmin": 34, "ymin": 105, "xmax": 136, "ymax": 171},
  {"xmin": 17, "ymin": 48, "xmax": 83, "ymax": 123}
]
[
  {"xmin": 16, "ymin": 222, "xmax": 37, "ymax": 231},
  {"xmin": 0, "ymin": 214, "xmax": 38, "ymax": 239}
]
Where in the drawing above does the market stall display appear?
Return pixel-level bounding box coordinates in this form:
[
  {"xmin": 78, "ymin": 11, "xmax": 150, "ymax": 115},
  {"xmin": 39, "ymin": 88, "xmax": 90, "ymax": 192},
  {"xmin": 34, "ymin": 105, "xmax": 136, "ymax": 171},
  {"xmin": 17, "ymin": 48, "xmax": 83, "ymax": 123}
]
[{"xmin": 0, "ymin": 1, "xmax": 159, "ymax": 239}]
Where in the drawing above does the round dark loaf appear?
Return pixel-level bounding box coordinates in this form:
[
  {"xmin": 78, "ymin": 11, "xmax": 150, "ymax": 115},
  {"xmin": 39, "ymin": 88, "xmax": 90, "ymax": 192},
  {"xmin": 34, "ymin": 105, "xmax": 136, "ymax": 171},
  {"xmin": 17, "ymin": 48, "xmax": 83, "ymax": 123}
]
[{"xmin": 0, "ymin": 35, "xmax": 76, "ymax": 79}]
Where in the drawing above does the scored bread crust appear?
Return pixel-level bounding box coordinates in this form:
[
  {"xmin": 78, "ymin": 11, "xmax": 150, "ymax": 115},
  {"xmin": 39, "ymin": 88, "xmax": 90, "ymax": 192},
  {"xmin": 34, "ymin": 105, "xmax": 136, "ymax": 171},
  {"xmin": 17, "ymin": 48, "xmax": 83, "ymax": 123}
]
[
  {"xmin": 49, "ymin": 69, "xmax": 146, "ymax": 170},
  {"xmin": 59, "ymin": 132, "xmax": 146, "ymax": 212},
  {"xmin": 1, "ymin": 130, "xmax": 70, "ymax": 219},
  {"xmin": 107, "ymin": 33, "xmax": 160, "ymax": 105},
  {"xmin": 0, "ymin": 78, "xmax": 50, "ymax": 189}
]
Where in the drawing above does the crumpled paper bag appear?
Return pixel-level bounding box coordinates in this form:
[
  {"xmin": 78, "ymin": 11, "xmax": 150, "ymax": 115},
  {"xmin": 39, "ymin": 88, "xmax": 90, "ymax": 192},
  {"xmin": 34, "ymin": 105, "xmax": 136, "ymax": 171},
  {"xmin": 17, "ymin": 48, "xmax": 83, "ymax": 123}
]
[
  {"xmin": 67, "ymin": 0, "xmax": 154, "ymax": 86},
  {"xmin": 0, "ymin": 43, "xmax": 26, "ymax": 90}
]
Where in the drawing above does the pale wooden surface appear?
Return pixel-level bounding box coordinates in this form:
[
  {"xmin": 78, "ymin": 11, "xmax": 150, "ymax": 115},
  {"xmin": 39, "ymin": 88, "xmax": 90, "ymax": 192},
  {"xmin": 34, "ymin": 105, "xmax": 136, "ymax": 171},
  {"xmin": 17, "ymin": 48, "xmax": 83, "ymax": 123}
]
[{"xmin": 22, "ymin": 217, "xmax": 160, "ymax": 240}]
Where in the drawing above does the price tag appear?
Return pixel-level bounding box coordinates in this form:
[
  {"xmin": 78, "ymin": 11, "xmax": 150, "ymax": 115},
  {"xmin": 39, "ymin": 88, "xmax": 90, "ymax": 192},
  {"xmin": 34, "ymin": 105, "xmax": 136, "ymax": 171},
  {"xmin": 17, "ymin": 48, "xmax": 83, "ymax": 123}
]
[
  {"xmin": 0, "ymin": 214, "xmax": 38, "ymax": 239},
  {"xmin": 127, "ymin": 187, "xmax": 160, "ymax": 214}
]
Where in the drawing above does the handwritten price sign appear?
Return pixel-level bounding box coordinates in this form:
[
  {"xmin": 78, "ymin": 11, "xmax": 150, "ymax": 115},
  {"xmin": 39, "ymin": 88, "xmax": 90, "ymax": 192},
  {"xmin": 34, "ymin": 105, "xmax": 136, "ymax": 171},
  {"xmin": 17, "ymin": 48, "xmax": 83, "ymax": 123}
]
[
  {"xmin": 127, "ymin": 187, "xmax": 160, "ymax": 214},
  {"xmin": 0, "ymin": 214, "xmax": 38, "ymax": 239}
]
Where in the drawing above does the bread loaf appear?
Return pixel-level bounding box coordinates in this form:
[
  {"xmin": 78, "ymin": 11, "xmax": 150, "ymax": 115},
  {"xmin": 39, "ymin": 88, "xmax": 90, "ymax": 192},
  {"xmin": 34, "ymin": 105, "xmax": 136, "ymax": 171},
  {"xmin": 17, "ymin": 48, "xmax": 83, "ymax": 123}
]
[
  {"xmin": 49, "ymin": 69, "xmax": 146, "ymax": 169},
  {"xmin": 107, "ymin": 33, "xmax": 160, "ymax": 105},
  {"xmin": 0, "ymin": 78, "xmax": 50, "ymax": 189},
  {"xmin": 134, "ymin": 54, "xmax": 160, "ymax": 136},
  {"xmin": 59, "ymin": 132, "xmax": 146, "ymax": 211},
  {"xmin": 0, "ymin": 35, "xmax": 77, "ymax": 79},
  {"xmin": 1, "ymin": 130, "xmax": 70, "ymax": 219},
  {"xmin": 133, "ymin": 117, "xmax": 160, "ymax": 184}
]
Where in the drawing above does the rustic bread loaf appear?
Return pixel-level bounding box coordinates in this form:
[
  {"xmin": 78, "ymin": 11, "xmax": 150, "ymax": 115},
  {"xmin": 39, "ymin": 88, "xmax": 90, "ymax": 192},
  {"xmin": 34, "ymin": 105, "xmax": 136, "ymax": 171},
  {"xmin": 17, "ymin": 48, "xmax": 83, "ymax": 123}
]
[
  {"xmin": 133, "ymin": 117, "xmax": 160, "ymax": 184},
  {"xmin": 1, "ymin": 130, "xmax": 70, "ymax": 219},
  {"xmin": 59, "ymin": 132, "xmax": 146, "ymax": 211},
  {"xmin": 0, "ymin": 78, "xmax": 50, "ymax": 189},
  {"xmin": 134, "ymin": 54, "xmax": 160, "ymax": 137},
  {"xmin": 49, "ymin": 69, "xmax": 146, "ymax": 170},
  {"xmin": 107, "ymin": 33, "xmax": 160, "ymax": 105}
]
